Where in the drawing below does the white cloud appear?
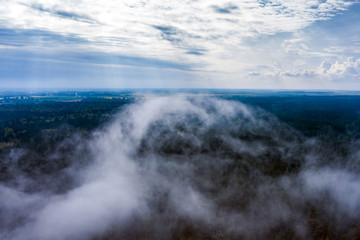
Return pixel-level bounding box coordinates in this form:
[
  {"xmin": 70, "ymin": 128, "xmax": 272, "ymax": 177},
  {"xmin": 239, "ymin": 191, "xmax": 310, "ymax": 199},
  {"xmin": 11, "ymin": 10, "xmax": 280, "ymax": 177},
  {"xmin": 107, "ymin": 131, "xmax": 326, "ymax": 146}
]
[
  {"xmin": 324, "ymin": 45, "xmax": 360, "ymax": 54},
  {"xmin": 0, "ymin": 0, "xmax": 352, "ymax": 61},
  {"xmin": 319, "ymin": 56, "xmax": 360, "ymax": 76},
  {"xmin": 0, "ymin": 0, "xmax": 356, "ymax": 89},
  {"xmin": 232, "ymin": 55, "xmax": 360, "ymax": 90}
]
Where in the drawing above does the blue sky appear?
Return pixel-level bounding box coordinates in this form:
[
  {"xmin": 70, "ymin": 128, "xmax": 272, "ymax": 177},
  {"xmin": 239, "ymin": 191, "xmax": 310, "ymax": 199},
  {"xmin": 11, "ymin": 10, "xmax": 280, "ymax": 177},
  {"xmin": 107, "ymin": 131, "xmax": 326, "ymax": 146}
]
[{"xmin": 0, "ymin": 0, "xmax": 359, "ymax": 89}]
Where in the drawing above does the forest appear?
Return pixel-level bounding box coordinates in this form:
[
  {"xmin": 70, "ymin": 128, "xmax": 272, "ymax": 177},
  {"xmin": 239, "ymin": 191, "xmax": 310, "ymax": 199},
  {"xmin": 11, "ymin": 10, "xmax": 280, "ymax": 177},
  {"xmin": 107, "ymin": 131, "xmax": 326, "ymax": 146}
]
[{"xmin": 1, "ymin": 90, "xmax": 360, "ymax": 240}]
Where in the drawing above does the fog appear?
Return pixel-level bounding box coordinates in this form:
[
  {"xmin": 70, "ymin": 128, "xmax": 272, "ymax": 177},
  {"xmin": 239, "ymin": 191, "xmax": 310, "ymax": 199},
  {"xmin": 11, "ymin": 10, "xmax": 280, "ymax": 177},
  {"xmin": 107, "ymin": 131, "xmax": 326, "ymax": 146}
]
[{"xmin": 1, "ymin": 96, "xmax": 360, "ymax": 239}]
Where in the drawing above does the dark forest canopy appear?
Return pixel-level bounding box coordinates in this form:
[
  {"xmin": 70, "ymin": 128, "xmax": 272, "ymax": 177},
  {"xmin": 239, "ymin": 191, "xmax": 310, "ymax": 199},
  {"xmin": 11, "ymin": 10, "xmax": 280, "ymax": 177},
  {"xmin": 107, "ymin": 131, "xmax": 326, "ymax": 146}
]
[
  {"xmin": 1, "ymin": 89, "xmax": 360, "ymax": 148},
  {"xmin": 1, "ymin": 90, "xmax": 360, "ymax": 240}
]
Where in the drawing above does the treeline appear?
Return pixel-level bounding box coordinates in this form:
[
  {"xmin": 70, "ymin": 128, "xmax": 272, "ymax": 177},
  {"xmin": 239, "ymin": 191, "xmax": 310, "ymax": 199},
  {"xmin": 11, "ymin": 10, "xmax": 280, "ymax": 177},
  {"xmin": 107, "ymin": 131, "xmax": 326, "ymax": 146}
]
[
  {"xmin": 0, "ymin": 99, "xmax": 131, "ymax": 151},
  {"xmin": 222, "ymin": 95, "xmax": 360, "ymax": 137}
]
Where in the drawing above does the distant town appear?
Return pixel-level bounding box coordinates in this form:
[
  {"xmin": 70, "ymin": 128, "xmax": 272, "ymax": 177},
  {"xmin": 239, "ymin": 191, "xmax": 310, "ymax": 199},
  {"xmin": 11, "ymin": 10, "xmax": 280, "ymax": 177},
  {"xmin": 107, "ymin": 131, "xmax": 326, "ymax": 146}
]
[
  {"xmin": 1, "ymin": 89, "xmax": 360, "ymax": 104},
  {"xmin": 0, "ymin": 90, "xmax": 134, "ymax": 104}
]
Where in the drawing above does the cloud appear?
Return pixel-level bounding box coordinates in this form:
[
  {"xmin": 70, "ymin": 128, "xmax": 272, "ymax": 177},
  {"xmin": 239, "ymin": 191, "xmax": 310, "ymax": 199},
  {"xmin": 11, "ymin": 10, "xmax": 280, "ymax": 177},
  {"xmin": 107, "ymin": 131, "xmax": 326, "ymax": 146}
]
[
  {"xmin": 319, "ymin": 57, "xmax": 360, "ymax": 76},
  {"xmin": 281, "ymin": 32, "xmax": 312, "ymax": 56},
  {"xmin": 261, "ymin": 56, "xmax": 360, "ymax": 80},
  {"xmin": 0, "ymin": 0, "xmax": 357, "ymax": 88},
  {"xmin": 186, "ymin": 50, "xmax": 205, "ymax": 56},
  {"xmin": 301, "ymin": 168, "xmax": 360, "ymax": 218},
  {"xmin": 211, "ymin": 3, "xmax": 239, "ymax": 14},
  {"xmin": 0, "ymin": 28, "xmax": 89, "ymax": 48},
  {"xmin": 30, "ymin": 3, "xmax": 96, "ymax": 23},
  {"xmin": 241, "ymin": 55, "xmax": 360, "ymax": 89},
  {"xmin": 152, "ymin": 25, "xmax": 187, "ymax": 46},
  {"xmin": 0, "ymin": 0, "xmax": 353, "ymax": 61}
]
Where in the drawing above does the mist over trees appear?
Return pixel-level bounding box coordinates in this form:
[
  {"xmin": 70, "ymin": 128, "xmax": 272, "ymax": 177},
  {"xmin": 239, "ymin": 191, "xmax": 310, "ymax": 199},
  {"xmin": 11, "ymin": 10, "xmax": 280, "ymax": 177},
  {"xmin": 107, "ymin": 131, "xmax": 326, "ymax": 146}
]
[{"xmin": 1, "ymin": 95, "xmax": 360, "ymax": 240}]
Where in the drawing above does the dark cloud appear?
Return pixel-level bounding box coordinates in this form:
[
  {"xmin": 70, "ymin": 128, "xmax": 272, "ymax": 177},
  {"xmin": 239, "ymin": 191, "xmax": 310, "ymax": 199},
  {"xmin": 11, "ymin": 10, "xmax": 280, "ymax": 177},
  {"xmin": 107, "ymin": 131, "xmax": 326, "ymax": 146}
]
[
  {"xmin": 153, "ymin": 25, "xmax": 184, "ymax": 44},
  {"xmin": 0, "ymin": 28, "xmax": 89, "ymax": 47},
  {"xmin": 257, "ymin": 0, "xmax": 279, "ymax": 8},
  {"xmin": 30, "ymin": 4, "xmax": 97, "ymax": 23},
  {"xmin": 186, "ymin": 50, "xmax": 205, "ymax": 56},
  {"xmin": 281, "ymin": 70, "xmax": 316, "ymax": 78},
  {"xmin": 0, "ymin": 42, "xmax": 193, "ymax": 72},
  {"xmin": 153, "ymin": 26, "xmax": 178, "ymax": 36},
  {"xmin": 212, "ymin": 3, "xmax": 239, "ymax": 14},
  {"xmin": 152, "ymin": 25, "xmax": 204, "ymax": 54},
  {"xmin": 74, "ymin": 52, "xmax": 193, "ymax": 70},
  {"xmin": 0, "ymin": 28, "xmax": 192, "ymax": 71},
  {"xmin": 248, "ymin": 72, "xmax": 261, "ymax": 76}
]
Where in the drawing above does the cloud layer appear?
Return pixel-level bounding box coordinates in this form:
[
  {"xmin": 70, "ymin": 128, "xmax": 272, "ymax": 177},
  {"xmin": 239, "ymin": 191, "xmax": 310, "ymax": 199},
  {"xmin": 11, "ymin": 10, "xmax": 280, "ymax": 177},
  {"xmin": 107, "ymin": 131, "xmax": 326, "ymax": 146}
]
[
  {"xmin": 0, "ymin": 0, "xmax": 358, "ymax": 88},
  {"xmin": 0, "ymin": 0, "xmax": 351, "ymax": 55}
]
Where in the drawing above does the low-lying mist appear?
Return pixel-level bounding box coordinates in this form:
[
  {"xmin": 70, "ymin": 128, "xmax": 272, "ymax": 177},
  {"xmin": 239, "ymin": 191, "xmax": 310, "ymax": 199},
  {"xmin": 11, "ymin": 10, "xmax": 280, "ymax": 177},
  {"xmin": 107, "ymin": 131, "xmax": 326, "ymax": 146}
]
[{"xmin": 1, "ymin": 96, "xmax": 360, "ymax": 240}]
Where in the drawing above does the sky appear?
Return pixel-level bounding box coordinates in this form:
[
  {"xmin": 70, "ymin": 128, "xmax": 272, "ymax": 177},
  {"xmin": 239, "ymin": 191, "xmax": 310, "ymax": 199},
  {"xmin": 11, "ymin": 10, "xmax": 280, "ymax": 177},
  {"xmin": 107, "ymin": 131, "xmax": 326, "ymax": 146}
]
[{"xmin": 0, "ymin": 0, "xmax": 359, "ymax": 89}]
